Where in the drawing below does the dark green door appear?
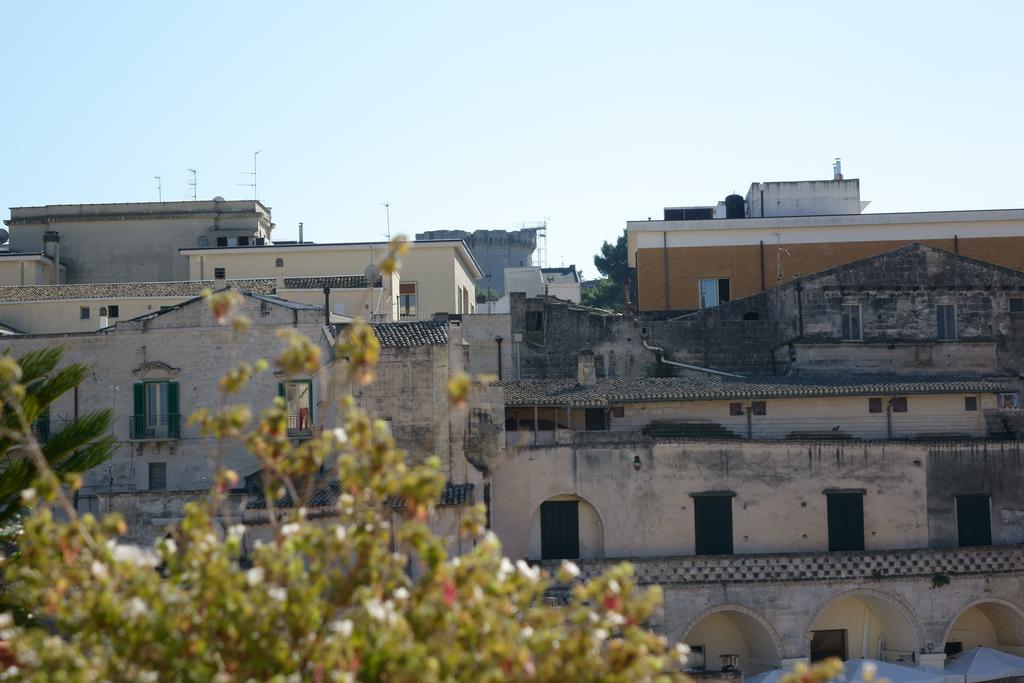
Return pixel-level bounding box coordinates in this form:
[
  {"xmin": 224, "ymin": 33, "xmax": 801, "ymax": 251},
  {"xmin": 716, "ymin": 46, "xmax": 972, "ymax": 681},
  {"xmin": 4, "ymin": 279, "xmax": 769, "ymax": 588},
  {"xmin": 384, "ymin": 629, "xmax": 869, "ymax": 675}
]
[
  {"xmin": 694, "ymin": 496, "xmax": 733, "ymax": 555},
  {"xmin": 956, "ymin": 495, "xmax": 992, "ymax": 546},
  {"xmin": 540, "ymin": 501, "xmax": 579, "ymax": 560},
  {"xmin": 827, "ymin": 493, "xmax": 865, "ymax": 551}
]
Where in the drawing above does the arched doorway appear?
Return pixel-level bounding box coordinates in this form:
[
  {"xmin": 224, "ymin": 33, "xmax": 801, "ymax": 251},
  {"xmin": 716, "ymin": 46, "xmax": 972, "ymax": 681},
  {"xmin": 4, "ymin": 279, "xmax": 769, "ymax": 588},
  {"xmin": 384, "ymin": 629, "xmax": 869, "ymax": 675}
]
[
  {"xmin": 527, "ymin": 494, "xmax": 604, "ymax": 560},
  {"xmin": 944, "ymin": 599, "xmax": 1024, "ymax": 656},
  {"xmin": 806, "ymin": 590, "xmax": 922, "ymax": 663},
  {"xmin": 682, "ymin": 606, "xmax": 784, "ymax": 676}
]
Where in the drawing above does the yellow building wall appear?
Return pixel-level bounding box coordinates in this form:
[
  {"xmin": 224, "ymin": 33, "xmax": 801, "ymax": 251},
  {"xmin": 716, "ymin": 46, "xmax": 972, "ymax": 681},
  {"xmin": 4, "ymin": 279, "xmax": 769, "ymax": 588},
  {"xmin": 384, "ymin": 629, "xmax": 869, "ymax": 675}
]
[
  {"xmin": 0, "ymin": 297, "xmax": 189, "ymax": 334},
  {"xmin": 636, "ymin": 235, "xmax": 1024, "ymax": 311}
]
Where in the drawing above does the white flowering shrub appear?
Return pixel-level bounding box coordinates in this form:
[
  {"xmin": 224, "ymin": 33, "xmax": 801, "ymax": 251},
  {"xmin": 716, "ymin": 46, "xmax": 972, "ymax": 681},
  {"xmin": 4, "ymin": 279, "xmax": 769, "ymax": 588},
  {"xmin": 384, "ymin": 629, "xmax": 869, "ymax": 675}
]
[{"xmin": 1, "ymin": 259, "xmax": 692, "ymax": 682}]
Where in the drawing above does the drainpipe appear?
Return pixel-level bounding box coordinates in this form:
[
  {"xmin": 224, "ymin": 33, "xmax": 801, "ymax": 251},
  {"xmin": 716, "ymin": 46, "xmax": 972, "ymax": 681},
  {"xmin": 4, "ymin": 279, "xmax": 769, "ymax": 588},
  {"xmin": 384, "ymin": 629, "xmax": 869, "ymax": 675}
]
[
  {"xmin": 494, "ymin": 336, "xmax": 504, "ymax": 380},
  {"xmin": 759, "ymin": 240, "xmax": 766, "ymax": 292},
  {"xmin": 954, "ymin": 234, "xmax": 959, "ymax": 255},
  {"xmin": 514, "ymin": 333, "xmax": 523, "ymax": 381},
  {"xmin": 641, "ymin": 340, "xmax": 745, "ymax": 378},
  {"xmin": 746, "ymin": 406, "xmax": 753, "ymax": 439},
  {"xmin": 795, "ymin": 279, "xmax": 805, "ymax": 338},
  {"xmin": 886, "ymin": 402, "xmax": 893, "ymax": 439}
]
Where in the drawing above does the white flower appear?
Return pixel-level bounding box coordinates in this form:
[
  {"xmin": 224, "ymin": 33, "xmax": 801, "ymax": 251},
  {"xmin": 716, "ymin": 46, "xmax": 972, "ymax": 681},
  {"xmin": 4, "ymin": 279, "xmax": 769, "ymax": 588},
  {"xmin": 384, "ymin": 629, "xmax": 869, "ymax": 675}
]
[
  {"xmin": 228, "ymin": 524, "xmax": 246, "ymax": 540},
  {"xmin": 607, "ymin": 611, "xmax": 626, "ymax": 626},
  {"xmin": 594, "ymin": 628, "xmax": 609, "ymax": 641},
  {"xmin": 862, "ymin": 662, "xmax": 877, "ymax": 682},
  {"xmin": 19, "ymin": 488, "xmax": 36, "ymax": 505},
  {"xmin": 393, "ymin": 587, "xmax": 410, "ymax": 601},
  {"xmin": 112, "ymin": 544, "xmax": 158, "ymax": 568},
  {"xmin": 280, "ymin": 522, "xmax": 301, "ymax": 538},
  {"xmin": 521, "ymin": 626, "xmax": 534, "ymax": 639},
  {"xmin": 560, "ymin": 560, "xmax": 581, "ymax": 579},
  {"xmin": 161, "ymin": 538, "xmax": 178, "ymax": 555},
  {"xmin": 127, "ymin": 597, "xmax": 148, "ymax": 618},
  {"xmin": 0, "ymin": 613, "xmax": 11, "ymax": 629},
  {"xmin": 91, "ymin": 561, "xmax": 108, "ymax": 580},
  {"xmin": 329, "ymin": 619, "xmax": 354, "ymax": 637},
  {"xmin": 607, "ymin": 579, "xmax": 621, "ymax": 595},
  {"xmin": 297, "ymin": 507, "xmax": 307, "ymax": 520},
  {"xmin": 246, "ymin": 567, "xmax": 265, "ymax": 587},
  {"xmin": 675, "ymin": 643, "xmax": 691, "ymax": 655},
  {"xmin": 331, "ymin": 428, "xmax": 348, "ymax": 443},
  {"xmin": 515, "ymin": 559, "xmax": 540, "ymax": 582},
  {"xmin": 334, "ymin": 525, "xmax": 347, "ymax": 542},
  {"xmin": 365, "ymin": 598, "xmax": 387, "ymax": 622},
  {"xmin": 498, "ymin": 557, "xmax": 514, "ymax": 581},
  {"xmin": 268, "ymin": 586, "xmax": 287, "ymax": 602}
]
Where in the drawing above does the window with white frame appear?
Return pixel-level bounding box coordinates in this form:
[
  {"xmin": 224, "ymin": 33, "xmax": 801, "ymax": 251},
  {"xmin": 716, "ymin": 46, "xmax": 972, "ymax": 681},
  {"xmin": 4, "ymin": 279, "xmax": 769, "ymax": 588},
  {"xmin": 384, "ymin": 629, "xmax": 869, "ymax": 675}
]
[
  {"xmin": 841, "ymin": 304, "xmax": 862, "ymax": 341},
  {"xmin": 399, "ymin": 282, "xmax": 417, "ymax": 318},
  {"xmin": 937, "ymin": 304, "xmax": 957, "ymax": 340},
  {"xmin": 698, "ymin": 278, "xmax": 730, "ymax": 309}
]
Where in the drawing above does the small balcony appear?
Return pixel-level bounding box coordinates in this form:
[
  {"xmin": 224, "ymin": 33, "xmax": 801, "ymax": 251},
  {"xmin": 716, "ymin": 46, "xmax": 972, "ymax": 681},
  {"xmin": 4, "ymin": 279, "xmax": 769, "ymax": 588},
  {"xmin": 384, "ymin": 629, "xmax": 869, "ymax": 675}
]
[
  {"xmin": 130, "ymin": 414, "xmax": 182, "ymax": 441},
  {"xmin": 286, "ymin": 412, "xmax": 314, "ymax": 439}
]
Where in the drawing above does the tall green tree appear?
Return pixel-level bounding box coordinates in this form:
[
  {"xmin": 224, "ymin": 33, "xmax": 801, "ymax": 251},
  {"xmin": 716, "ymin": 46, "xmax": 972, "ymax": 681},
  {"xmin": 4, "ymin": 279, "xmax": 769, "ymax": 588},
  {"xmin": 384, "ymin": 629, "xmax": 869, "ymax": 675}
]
[
  {"xmin": 0, "ymin": 348, "xmax": 114, "ymax": 526},
  {"xmin": 582, "ymin": 230, "xmax": 629, "ymax": 311}
]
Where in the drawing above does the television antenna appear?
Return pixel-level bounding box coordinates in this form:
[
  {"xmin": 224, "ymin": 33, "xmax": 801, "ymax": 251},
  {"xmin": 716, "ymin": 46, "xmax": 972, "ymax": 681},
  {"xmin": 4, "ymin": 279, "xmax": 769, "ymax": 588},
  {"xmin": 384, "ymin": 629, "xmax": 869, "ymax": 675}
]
[
  {"xmin": 187, "ymin": 168, "xmax": 198, "ymax": 201},
  {"xmin": 237, "ymin": 149, "xmax": 262, "ymax": 201},
  {"xmin": 153, "ymin": 176, "xmax": 162, "ymax": 202},
  {"xmin": 380, "ymin": 202, "xmax": 392, "ymax": 240}
]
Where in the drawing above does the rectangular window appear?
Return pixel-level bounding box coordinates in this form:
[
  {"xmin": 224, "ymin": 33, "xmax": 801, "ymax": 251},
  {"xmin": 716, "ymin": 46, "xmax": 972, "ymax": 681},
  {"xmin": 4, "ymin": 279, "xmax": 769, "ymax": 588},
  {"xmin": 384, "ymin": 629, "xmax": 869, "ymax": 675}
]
[
  {"xmin": 841, "ymin": 304, "xmax": 862, "ymax": 341},
  {"xmin": 280, "ymin": 380, "xmax": 314, "ymax": 437},
  {"xmin": 956, "ymin": 495, "xmax": 992, "ymax": 546},
  {"xmin": 826, "ymin": 492, "xmax": 865, "ymax": 551},
  {"xmin": 751, "ymin": 401, "xmax": 766, "ymax": 416},
  {"xmin": 399, "ymin": 283, "xmax": 417, "ymax": 318},
  {"xmin": 1010, "ymin": 298, "xmax": 1024, "ymax": 313},
  {"xmin": 699, "ymin": 278, "xmax": 730, "ymax": 309},
  {"xmin": 525, "ymin": 311, "xmax": 544, "ymax": 332},
  {"xmin": 891, "ymin": 397, "xmax": 908, "ymax": 413},
  {"xmin": 729, "ymin": 402, "xmax": 743, "ymax": 416},
  {"xmin": 693, "ymin": 494, "xmax": 733, "ymax": 555},
  {"xmin": 80, "ymin": 306, "xmax": 90, "ymax": 320},
  {"xmin": 540, "ymin": 500, "xmax": 579, "ymax": 560},
  {"xmin": 937, "ymin": 304, "xmax": 957, "ymax": 340},
  {"xmin": 965, "ymin": 396, "xmax": 978, "ymax": 411},
  {"xmin": 810, "ymin": 629, "xmax": 847, "ymax": 662},
  {"xmin": 584, "ymin": 408, "xmax": 607, "ymax": 431},
  {"xmin": 148, "ymin": 462, "xmax": 167, "ymax": 491},
  {"xmin": 216, "ymin": 236, "xmax": 228, "ymax": 247},
  {"xmin": 611, "ymin": 406, "xmax": 625, "ymax": 418},
  {"xmin": 131, "ymin": 381, "xmax": 180, "ymax": 439},
  {"xmin": 999, "ymin": 392, "xmax": 1021, "ymax": 409},
  {"xmin": 108, "ymin": 305, "xmax": 119, "ymax": 318},
  {"xmin": 868, "ymin": 397, "xmax": 883, "ymax": 413}
]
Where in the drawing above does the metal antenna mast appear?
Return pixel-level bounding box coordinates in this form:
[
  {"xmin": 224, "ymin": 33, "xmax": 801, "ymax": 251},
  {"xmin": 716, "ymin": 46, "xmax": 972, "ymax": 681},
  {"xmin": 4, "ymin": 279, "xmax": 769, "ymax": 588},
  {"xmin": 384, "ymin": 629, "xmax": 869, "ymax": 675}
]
[
  {"xmin": 187, "ymin": 168, "xmax": 197, "ymax": 201},
  {"xmin": 154, "ymin": 176, "xmax": 162, "ymax": 202},
  {"xmin": 380, "ymin": 202, "xmax": 391, "ymax": 240},
  {"xmin": 237, "ymin": 149, "xmax": 262, "ymax": 201}
]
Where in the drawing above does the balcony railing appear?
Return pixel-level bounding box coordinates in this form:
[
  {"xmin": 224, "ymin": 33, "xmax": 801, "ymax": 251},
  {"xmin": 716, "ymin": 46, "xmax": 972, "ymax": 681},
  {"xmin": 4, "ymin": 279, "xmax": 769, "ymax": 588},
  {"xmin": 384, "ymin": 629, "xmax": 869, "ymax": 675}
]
[
  {"xmin": 287, "ymin": 413, "xmax": 314, "ymax": 438},
  {"xmin": 539, "ymin": 544, "xmax": 1024, "ymax": 587},
  {"xmin": 130, "ymin": 414, "xmax": 182, "ymax": 440}
]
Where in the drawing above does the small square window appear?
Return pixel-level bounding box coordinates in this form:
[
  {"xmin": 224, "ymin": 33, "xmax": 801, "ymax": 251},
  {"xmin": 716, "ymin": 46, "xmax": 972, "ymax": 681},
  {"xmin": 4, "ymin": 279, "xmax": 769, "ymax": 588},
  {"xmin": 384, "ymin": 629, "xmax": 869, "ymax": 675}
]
[
  {"xmin": 891, "ymin": 397, "xmax": 908, "ymax": 413},
  {"xmin": 999, "ymin": 392, "xmax": 1021, "ymax": 409},
  {"xmin": 108, "ymin": 305, "xmax": 119, "ymax": 318},
  {"xmin": 729, "ymin": 402, "xmax": 743, "ymax": 416},
  {"xmin": 868, "ymin": 397, "xmax": 883, "ymax": 413},
  {"xmin": 751, "ymin": 401, "xmax": 767, "ymax": 416},
  {"xmin": 965, "ymin": 396, "xmax": 978, "ymax": 411},
  {"xmin": 611, "ymin": 406, "xmax": 624, "ymax": 418},
  {"xmin": 80, "ymin": 306, "xmax": 90, "ymax": 320},
  {"xmin": 1010, "ymin": 298, "xmax": 1024, "ymax": 313}
]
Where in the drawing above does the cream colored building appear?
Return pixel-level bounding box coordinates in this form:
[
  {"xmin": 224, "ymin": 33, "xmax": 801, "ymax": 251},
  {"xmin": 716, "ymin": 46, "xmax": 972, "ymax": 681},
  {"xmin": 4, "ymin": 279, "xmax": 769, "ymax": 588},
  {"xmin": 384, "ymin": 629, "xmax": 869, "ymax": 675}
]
[{"xmin": 180, "ymin": 239, "xmax": 483, "ymax": 320}]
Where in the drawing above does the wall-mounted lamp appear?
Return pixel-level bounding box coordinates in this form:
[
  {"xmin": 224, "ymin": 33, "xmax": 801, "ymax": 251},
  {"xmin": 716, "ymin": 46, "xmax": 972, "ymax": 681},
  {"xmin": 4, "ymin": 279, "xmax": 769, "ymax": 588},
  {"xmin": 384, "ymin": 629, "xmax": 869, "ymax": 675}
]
[{"xmin": 632, "ymin": 454, "xmax": 642, "ymax": 471}]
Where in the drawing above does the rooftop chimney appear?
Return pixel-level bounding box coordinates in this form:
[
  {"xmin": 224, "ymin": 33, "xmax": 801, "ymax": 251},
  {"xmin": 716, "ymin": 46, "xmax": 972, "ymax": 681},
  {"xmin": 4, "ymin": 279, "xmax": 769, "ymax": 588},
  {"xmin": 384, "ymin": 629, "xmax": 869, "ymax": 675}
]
[
  {"xmin": 577, "ymin": 350, "xmax": 597, "ymax": 386},
  {"xmin": 42, "ymin": 231, "xmax": 61, "ymax": 284},
  {"xmin": 833, "ymin": 157, "xmax": 843, "ymax": 181},
  {"xmin": 214, "ymin": 267, "xmax": 227, "ymax": 291},
  {"xmin": 275, "ymin": 257, "xmax": 285, "ymax": 290}
]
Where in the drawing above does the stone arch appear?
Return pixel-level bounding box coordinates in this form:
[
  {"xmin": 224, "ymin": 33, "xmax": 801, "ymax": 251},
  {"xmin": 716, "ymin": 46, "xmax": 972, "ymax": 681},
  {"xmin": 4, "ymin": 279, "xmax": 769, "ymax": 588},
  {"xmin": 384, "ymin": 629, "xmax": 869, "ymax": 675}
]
[
  {"xmin": 681, "ymin": 604, "xmax": 786, "ymax": 675},
  {"xmin": 942, "ymin": 598, "xmax": 1024, "ymax": 654},
  {"xmin": 526, "ymin": 493, "xmax": 605, "ymax": 560},
  {"xmin": 805, "ymin": 588, "xmax": 924, "ymax": 661}
]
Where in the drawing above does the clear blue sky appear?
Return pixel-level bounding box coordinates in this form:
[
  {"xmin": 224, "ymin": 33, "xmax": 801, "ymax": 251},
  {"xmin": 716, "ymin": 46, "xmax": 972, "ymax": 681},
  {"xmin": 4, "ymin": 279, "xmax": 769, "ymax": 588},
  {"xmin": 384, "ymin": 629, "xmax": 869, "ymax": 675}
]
[{"xmin": 3, "ymin": 1, "xmax": 1023, "ymax": 277}]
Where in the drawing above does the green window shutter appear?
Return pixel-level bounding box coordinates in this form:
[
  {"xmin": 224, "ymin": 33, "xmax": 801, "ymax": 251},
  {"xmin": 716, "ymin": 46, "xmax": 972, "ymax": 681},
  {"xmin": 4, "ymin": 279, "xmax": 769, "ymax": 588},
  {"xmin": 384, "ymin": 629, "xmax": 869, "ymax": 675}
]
[
  {"xmin": 132, "ymin": 383, "xmax": 145, "ymax": 439},
  {"xmin": 167, "ymin": 382, "xmax": 180, "ymax": 438}
]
